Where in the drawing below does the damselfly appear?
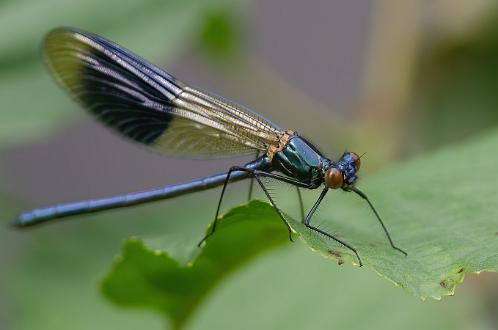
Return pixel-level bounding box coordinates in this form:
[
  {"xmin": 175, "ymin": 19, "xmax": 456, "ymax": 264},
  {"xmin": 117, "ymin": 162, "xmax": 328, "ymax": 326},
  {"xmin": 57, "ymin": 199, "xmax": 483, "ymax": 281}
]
[{"xmin": 14, "ymin": 27, "xmax": 407, "ymax": 266}]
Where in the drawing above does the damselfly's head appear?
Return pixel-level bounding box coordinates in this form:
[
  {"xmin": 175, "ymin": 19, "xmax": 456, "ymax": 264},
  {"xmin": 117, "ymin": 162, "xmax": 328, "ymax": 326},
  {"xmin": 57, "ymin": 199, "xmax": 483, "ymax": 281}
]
[{"xmin": 324, "ymin": 152, "xmax": 361, "ymax": 189}]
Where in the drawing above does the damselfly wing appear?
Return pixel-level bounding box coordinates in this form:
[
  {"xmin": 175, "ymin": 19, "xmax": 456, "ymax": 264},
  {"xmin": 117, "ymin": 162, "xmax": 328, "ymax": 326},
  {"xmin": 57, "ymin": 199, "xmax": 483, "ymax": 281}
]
[
  {"xmin": 14, "ymin": 27, "xmax": 408, "ymax": 266},
  {"xmin": 43, "ymin": 28, "xmax": 282, "ymax": 157}
]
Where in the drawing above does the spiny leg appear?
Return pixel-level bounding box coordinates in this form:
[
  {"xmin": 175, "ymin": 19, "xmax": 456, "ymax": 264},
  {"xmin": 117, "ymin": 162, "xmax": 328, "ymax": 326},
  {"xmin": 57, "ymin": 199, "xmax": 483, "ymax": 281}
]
[
  {"xmin": 304, "ymin": 187, "xmax": 363, "ymax": 266},
  {"xmin": 200, "ymin": 167, "xmax": 312, "ymax": 246},
  {"xmin": 247, "ymin": 151, "xmax": 260, "ymax": 201},
  {"xmin": 198, "ymin": 166, "xmax": 239, "ymax": 246},
  {"xmin": 346, "ymin": 187, "xmax": 407, "ymax": 256},
  {"xmin": 229, "ymin": 167, "xmax": 298, "ymax": 241},
  {"xmin": 252, "ymin": 172, "xmax": 294, "ymax": 241}
]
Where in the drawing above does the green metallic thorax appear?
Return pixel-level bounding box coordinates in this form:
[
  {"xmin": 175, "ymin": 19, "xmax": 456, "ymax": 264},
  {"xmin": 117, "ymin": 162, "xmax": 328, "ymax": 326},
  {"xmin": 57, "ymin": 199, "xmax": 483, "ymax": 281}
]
[{"xmin": 271, "ymin": 135, "xmax": 324, "ymax": 187}]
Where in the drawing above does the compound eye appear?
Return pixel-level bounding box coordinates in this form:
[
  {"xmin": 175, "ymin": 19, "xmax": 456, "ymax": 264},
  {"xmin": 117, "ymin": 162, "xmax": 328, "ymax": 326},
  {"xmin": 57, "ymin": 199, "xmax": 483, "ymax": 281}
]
[
  {"xmin": 324, "ymin": 168, "xmax": 343, "ymax": 189},
  {"xmin": 350, "ymin": 152, "xmax": 361, "ymax": 170}
]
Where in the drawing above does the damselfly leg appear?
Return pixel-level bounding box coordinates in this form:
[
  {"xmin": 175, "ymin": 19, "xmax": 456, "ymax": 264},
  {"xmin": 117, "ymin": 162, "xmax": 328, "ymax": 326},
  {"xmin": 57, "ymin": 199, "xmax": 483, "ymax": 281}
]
[
  {"xmin": 303, "ymin": 188, "xmax": 363, "ymax": 266},
  {"xmin": 345, "ymin": 187, "xmax": 407, "ymax": 256},
  {"xmin": 199, "ymin": 165, "xmax": 358, "ymax": 261},
  {"xmin": 200, "ymin": 167, "xmax": 364, "ymax": 265},
  {"xmin": 247, "ymin": 151, "xmax": 304, "ymax": 221},
  {"xmin": 199, "ymin": 166, "xmax": 315, "ymax": 246}
]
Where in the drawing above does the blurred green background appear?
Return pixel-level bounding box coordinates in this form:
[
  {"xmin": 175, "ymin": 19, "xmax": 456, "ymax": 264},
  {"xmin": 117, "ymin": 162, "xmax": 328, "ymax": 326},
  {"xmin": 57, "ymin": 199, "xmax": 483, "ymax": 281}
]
[{"xmin": 1, "ymin": 0, "xmax": 498, "ymax": 329}]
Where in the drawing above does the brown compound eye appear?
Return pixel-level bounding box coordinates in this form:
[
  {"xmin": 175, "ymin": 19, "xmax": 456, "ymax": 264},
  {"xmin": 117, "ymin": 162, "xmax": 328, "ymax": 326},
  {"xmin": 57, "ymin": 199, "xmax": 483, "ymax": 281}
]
[
  {"xmin": 324, "ymin": 168, "xmax": 343, "ymax": 189},
  {"xmin": 350, "ymin": 152, "xmax": 361, "ymax": 170}
]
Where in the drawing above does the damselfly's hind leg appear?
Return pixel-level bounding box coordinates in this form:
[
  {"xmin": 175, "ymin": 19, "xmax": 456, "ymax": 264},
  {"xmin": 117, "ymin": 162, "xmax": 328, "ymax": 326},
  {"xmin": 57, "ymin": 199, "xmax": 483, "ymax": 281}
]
[
  {"xmin": 303, "ymin": 187, "xmax": 363, "ymax": 266},
  {"xmin": 249, "ymin": 161, "xmax": 303, "ymax": 220},
  {"xmin": 198, "ymin": 167, "xmax": 237, "ymax": 247},
  {"xmin": 199, "ymin": 167, "xmax": 313, "ymax": 246}
]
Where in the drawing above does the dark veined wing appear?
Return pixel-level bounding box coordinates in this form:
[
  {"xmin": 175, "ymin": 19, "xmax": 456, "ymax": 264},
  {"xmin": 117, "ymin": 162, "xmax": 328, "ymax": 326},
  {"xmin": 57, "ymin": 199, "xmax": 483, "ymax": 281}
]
[{"xmin": 43, "ymin": 27, "xmax": 283, "ymax": 157}]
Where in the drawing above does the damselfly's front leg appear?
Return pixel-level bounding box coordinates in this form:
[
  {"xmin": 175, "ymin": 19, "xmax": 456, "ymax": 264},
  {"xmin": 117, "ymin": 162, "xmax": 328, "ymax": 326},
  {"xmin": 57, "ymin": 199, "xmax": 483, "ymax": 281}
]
[
  {"xmin": 303, "ymin": 188, "xmax": 363, "ymax": 266},
  {"xmin": 345, "ymin": 187, "xmax": 407, "ymax": 256}
]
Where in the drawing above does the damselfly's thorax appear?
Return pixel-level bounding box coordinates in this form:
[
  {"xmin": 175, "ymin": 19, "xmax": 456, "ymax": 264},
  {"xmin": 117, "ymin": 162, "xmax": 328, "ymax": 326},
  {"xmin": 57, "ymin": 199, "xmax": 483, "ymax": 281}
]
[
  {"xmin": 267, "ymin": 131, "xmax": 324, "ymax": 187},
  {"xmin": 267, "ymin": 131, "xmax": 361, "ymax": 189}
]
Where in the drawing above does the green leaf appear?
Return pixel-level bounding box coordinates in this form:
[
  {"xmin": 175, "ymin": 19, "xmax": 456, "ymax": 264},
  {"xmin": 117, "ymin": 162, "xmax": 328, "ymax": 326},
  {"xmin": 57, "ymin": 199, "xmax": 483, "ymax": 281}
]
[
  {"xmin": 101, "ymin": 201, "xmax": 288, "ymax": 329},
  {"xmin": 102, "ymin": 128, "xmax": 498, "ymax": 324},
  {"xmin": 288, "ymin": 128, "xmax": 498, "ymax": 299},
  {"xmin": 187, "ymin": 245, "xmax": 482, "ymax": 330},
  {"xmin": 2, "ymin": 191, "xmax": 486, "ymax": 330}
]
